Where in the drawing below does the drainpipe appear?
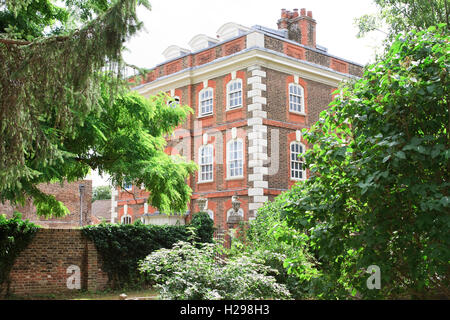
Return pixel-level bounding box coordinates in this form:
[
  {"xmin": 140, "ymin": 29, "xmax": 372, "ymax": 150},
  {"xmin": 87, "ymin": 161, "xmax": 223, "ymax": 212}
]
[{"xmin": 79, "ymin": 184, "xmax": 85, "ymax": 226}]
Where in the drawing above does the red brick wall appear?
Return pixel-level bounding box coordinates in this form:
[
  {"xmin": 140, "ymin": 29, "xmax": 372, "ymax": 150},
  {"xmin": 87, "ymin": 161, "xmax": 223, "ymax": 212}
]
[
  {"xmin": 133, "ymin": 36, "xmax": 248, "ymax": 86},
  {"xmin": 0, "ymin": 180, "xmax": 92, "ymax": 229},
  {"xmin": 7, "ymin": 229, "xmax": 108, "ymax": 296}
]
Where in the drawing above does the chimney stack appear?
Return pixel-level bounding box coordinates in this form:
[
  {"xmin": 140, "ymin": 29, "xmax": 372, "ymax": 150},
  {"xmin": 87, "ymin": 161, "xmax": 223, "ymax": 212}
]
[{"xmin": 277, "ymin": 8, "xmax": 316, "ymax": 48}]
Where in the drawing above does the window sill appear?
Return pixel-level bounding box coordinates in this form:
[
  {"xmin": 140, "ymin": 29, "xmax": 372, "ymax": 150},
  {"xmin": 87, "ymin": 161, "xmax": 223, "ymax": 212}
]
[
  {"xmin": 225, "ymin": 176, "xmax": 244, "ymax": 181},
  {"xmin": 197, "ymin": 113, "xmax": 213, "ymax": 119},
  {"xmin": 290, "ymin": 178, "xmax": 306, "ymax": 182},
  {"xmin": 197, "ymin": 180, "xmax": 214, "ymax": 184},
  {"xmin": 226, "ymin": 105, "xmax": 243, "ymax": 111},
  {"xmin": 289, "ymin": 110, "xmax": 306, "ymax": 116}
]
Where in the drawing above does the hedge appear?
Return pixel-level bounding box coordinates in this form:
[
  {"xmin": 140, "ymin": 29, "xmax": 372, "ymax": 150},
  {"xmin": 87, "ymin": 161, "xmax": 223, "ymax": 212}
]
[
  {"xmin": 81, "ymin": 216, "xmax": 214, "ymax": 288},
  {"xmin": 0, "ymin": 213, "xmax": 39, "ymax": 296}
]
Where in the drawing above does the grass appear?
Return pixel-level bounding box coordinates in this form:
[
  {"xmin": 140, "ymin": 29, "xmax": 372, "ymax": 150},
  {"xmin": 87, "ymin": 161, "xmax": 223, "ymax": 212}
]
[{"xmin": 4, "ymin": 288, "xmax": 159, "ymax": 300}]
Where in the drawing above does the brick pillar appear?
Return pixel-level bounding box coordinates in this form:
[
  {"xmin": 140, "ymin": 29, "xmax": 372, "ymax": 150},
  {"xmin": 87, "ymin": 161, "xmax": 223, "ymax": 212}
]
[{"xmin": 85, "ymin": 239, "xmax": 99, "ymax": 292}]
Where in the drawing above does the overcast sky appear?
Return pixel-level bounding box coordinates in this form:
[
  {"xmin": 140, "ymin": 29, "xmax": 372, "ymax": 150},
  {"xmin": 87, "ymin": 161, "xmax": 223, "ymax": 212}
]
[
  {"xmin": 87, "ymin": 0, "xmax": 386, "ymax": 187},
  {"xmin": 122, "ymin": 0, "xmax": 385, "ymax": 69}
]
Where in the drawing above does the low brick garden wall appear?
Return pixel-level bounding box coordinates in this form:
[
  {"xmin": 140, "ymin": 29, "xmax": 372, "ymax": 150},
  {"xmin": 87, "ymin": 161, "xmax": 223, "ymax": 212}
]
[{"xmin": 7, "ymin": 229, "xmax": 108, "ymax": 296}]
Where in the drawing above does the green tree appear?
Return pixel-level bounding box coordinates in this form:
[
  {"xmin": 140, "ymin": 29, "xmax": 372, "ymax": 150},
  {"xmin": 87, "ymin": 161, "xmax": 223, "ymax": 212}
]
[
  {"xmin": 1, "ymin": 1, "xmax": 198, "ymax": 216},
  {"xmin": 1, "ymin": 0, "xmax": 150, "ymax": 190},
  {"xmin": 275, "ymin": 26, "xmax": 449, "ymax": 299},
  {"xmin": 1, "ymin": 0, "xmax": 117, "ymax": 40},
  {"xmin": 2, "ymin": 76, "xmax": 196, "ymax": 217},
  {"xmin": 92, "ymin": 185, "xmax": 111, "ymax": 202},
  {"xmin": 355, "ymin": 0, "xmax": 449, "ymax": 40},
  {"xmin": 71, "ymin": 85, "xmax": 196, "ymax": 214},
  {"xmin": 0, "ymin": 0, "xmax": 69, "ymax": 40}
]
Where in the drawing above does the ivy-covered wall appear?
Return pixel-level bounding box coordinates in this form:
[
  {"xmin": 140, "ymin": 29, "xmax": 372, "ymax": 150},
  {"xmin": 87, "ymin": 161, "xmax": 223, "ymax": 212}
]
[
  {"xmin": 81, "ymin": 223, "xmax": 193, "ymax": 288},
  {"xmin": 7, "ymin": 228, "xmax": 108, "ymax": 297},
  {"xmin": 6, "ymin": 218, "xmax": 214, "ymax": 296}
]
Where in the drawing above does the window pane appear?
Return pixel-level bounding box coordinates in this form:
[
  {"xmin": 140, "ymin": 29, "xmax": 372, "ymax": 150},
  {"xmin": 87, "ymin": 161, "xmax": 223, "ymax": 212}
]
[
  {"xmin": 228, "ymin": 80, "xmax": 242, "ymax": 108},
  {"xmin": 290, "ymin": 142, "xmax": 305, "ymax": 180},
  {"xmin": 200, "ymin": 145, "xmax": 213, "ymax": 181},
  {"xmin": 228, "ymin": 140, "xmax": 243, "ymax": 177},
  {"xmin": 200, "ymin": 89, "xmax": 213, "ymax": 115},
  {"xmin": 289, "ymin": 84, "xmax": 304, "ymax": 113}
]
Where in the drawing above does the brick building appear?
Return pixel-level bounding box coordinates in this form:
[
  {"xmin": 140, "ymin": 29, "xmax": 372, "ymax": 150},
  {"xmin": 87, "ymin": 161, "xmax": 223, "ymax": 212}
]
[
  {"xmin": 112, "ymin": 9, "xmax": 363, "ymax": 232},
  {"xmin": 0, "ymin": 180, "xmax": 92, "ymax": 228}
]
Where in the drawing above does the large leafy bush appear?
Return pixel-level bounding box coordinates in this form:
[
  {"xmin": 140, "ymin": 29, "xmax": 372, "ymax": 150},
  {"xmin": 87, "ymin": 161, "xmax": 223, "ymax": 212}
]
[
  {"xmin": 228, "ymin": 195, "xmax": 320, "ymax": 299},
  {"xmin": 276, "ymin": 25, "xmax": 449, "ymax": 299},
  {"xmin": 138, "ymin": 241, "xmax": 291, "ymax": 300}
]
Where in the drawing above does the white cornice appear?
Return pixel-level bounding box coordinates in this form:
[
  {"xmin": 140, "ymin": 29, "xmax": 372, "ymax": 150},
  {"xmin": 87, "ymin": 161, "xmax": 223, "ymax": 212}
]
[{"xmin": 136, "ymin": 48, "xmax": 357, "ymax": 97}]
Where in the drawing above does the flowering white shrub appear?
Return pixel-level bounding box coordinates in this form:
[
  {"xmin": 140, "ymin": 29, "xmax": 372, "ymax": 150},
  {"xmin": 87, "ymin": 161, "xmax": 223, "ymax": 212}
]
[{"xmin": 138, "ymin": 241, "xmax": 291, "ymax": 300}]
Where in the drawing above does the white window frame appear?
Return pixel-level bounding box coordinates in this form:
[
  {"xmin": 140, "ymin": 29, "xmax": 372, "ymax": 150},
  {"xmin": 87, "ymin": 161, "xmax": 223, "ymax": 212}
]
[
  {"xmin": 206, "ymin": 209, "xmax": 214, "ymax": 221},
  {"xmin": 121, "ymin": 215, "xmax": 132, "ymax": 224},
  {"xmin": 226, "ymin": 79, "xmax": 243, "ymax": 110},
  {"xmin": 289, "ymin": 83, "xmax": 305, "ymax": 114},
  {"xmin": 199, "ymin": 144, "xmax": 214, "ymax": 182},
  {"xmin": 290, "ymin": 141, "xmax": 306, "ymax": 181},
  {"xmin": 226, "ymin": 139, "xmax": 244, "ymax": 179},
  {"xmin": 198, "ymin": 88, "xmax": 214, "ymax": 117}
]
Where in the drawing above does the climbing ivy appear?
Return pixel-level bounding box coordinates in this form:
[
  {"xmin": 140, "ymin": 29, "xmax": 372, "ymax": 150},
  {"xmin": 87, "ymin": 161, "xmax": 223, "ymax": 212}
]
[
  {"xmin": 0, "ymin": 212, "xmax": 39, "ymax": 297},
  {"xmin": 81, "ymin": 220, "xmax": 212, "ymax": 289}
]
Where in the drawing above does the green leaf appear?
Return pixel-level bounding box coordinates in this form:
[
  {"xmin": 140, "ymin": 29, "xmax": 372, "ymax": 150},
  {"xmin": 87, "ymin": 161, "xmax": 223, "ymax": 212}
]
[{"xmin": 395, "ymin": 151, "xmax": 406, "ymax": 159}]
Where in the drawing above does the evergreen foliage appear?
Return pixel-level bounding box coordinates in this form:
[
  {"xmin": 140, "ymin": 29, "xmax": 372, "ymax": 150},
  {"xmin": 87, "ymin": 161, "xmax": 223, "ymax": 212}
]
[
  {"xmin": 0, "ymin": 213, "xmax": 39, "ymax": 297},
  {"xmin": 0, "ymin": 0, "xmax": 69, "ymax": 40},
  {"xmin": 81, "ymin": 222, "xmax": 189, "ymax": 289},
  {"xmin": 92, "ymin": 186, "xmax": 111, "ymax": 202},
  {"xmin": 81, "ymin": 218, "xmax": 215, "ymax": 289},
  {"xmin": 0, "ymin": 1, "xmax": 182, "ymax": 217},
  {"xmin": 189, "ymin": 212, "xmax": 215, "ymax": 243}
]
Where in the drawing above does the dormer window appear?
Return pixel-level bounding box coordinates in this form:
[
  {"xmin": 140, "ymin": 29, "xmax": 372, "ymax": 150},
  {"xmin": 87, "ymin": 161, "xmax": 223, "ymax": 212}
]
[
  {"xmin": 162, "ymin": 45, "xmax": 190, "ymax": 60},
  {"xmin": 188, "ymin": 34, "xmax": 219, "ymax": 51},
  {"xmin": 199, "ymin": 88, "xmax": 213, "ymax": 116}
]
